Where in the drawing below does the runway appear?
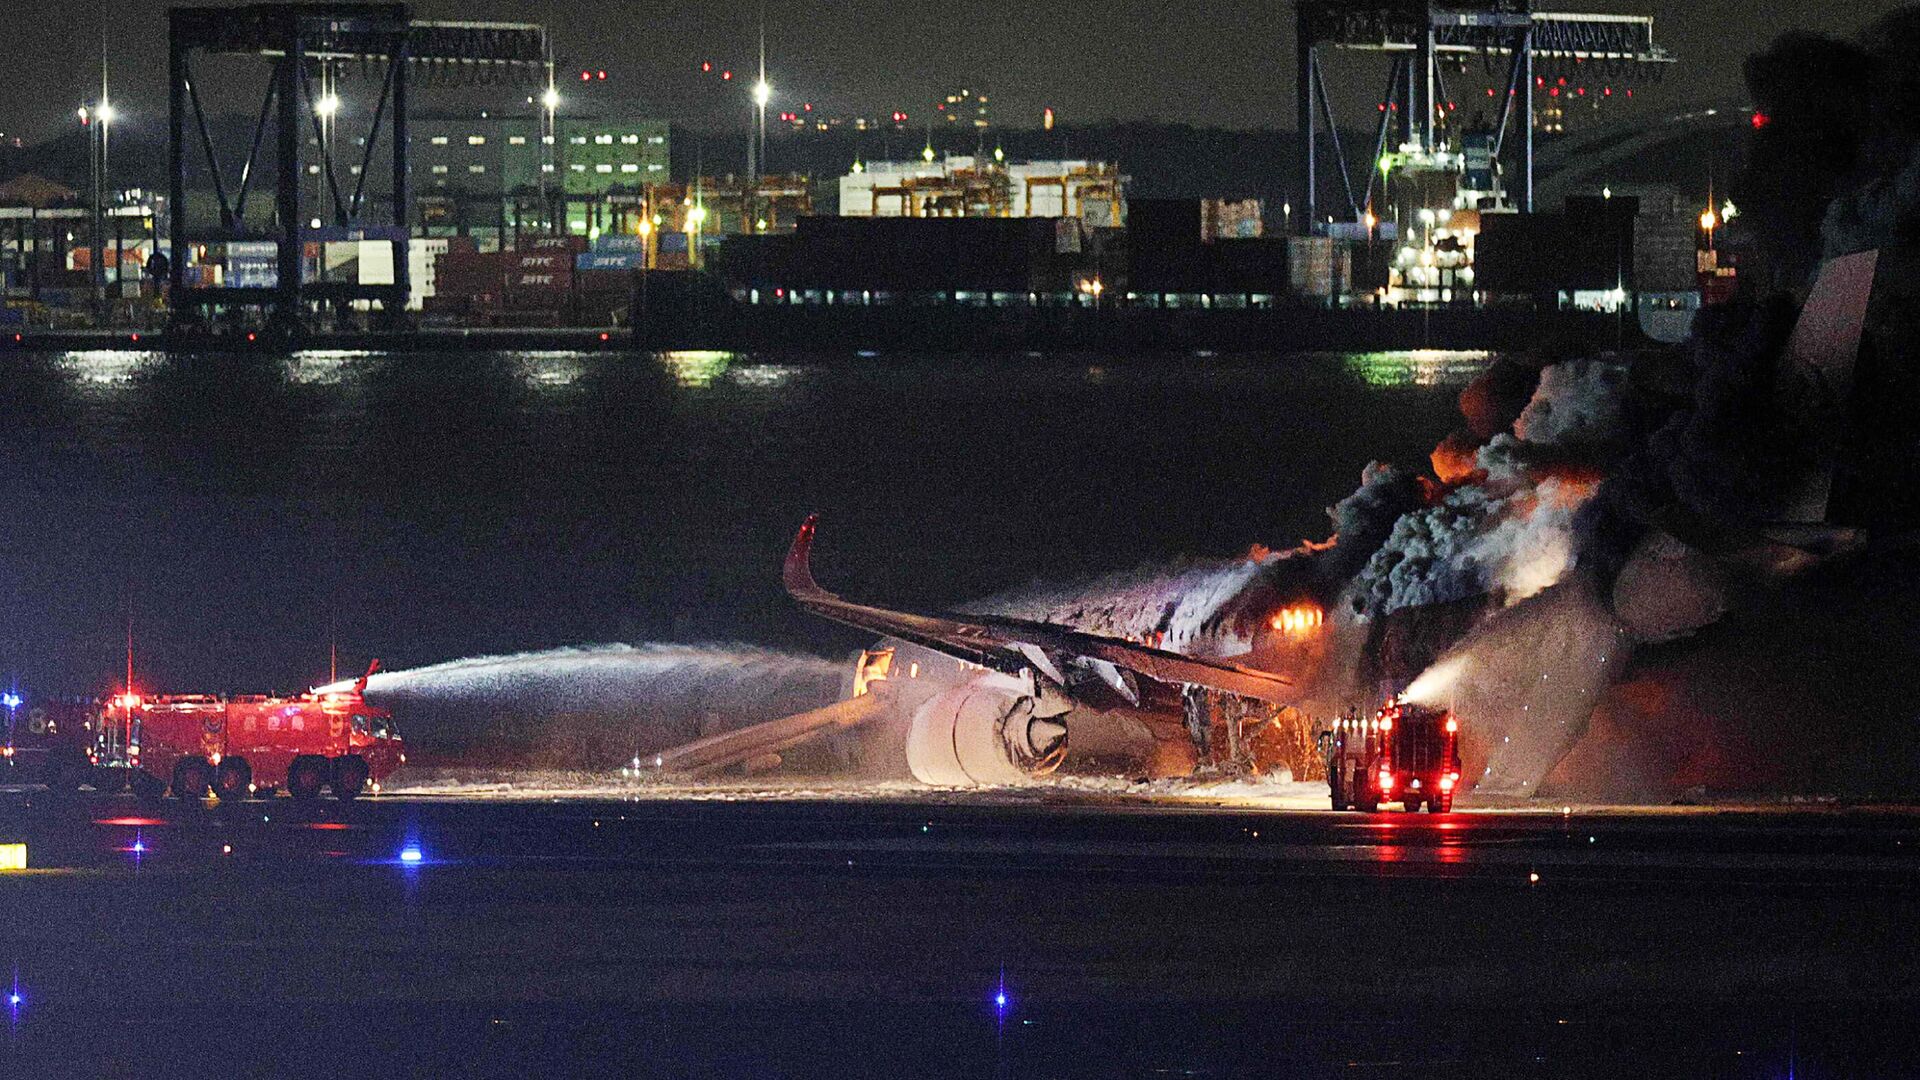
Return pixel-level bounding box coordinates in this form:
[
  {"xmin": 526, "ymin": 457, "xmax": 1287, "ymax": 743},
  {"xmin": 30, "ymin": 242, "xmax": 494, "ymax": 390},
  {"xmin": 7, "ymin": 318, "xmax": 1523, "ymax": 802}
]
[{"xmin": 3, "ymin": 786, "xmax": 1916, "ymax": 1077}]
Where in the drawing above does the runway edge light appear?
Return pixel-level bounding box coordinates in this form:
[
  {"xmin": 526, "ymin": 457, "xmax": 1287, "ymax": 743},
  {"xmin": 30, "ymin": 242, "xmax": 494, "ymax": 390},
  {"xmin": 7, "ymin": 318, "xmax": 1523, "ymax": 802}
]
[{"xmin": 0, "ymin": 843, "xmax": 26, "ymax": 871}]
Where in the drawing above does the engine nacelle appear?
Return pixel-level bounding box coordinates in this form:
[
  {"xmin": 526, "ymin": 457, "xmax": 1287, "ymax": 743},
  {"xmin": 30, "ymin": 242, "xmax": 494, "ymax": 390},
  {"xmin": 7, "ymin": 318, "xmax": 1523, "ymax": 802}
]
[{"xmin": 905, "ymin": 672, "xmax": 1069, "ymax": 786}]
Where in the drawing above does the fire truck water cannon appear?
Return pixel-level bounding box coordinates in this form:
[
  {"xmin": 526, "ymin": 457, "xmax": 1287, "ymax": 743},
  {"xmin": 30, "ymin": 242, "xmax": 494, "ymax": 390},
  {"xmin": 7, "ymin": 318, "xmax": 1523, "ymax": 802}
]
[{"xmin": 1322, "ymin": 698, "xmax": 1463, "ymax": 813}]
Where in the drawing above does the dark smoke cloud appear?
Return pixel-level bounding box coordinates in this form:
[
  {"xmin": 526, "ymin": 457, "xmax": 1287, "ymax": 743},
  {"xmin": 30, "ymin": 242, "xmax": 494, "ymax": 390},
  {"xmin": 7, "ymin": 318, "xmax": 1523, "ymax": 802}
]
[
  {"xmin": 1323, "ymin": 462, "xmax": 1426, "ymax": 581},
  {"xmin": 1739, "ymin": 9, "xmax": 1920, "ymax": 283}
]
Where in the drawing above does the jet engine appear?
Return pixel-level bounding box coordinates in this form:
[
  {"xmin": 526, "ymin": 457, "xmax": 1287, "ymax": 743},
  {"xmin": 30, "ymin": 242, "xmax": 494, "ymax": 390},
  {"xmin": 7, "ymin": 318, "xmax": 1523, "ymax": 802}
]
[{"xmin": 905, "ymin": 671, "xmax": 1070, "ymax": 786}]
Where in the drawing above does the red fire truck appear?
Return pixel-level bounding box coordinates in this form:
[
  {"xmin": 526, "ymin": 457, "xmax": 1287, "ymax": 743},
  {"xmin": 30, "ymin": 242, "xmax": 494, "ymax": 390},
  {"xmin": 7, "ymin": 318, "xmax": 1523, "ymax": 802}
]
[
  {"xmin": 2, "ymin": 694, "xmax": 107, "ymax": 791},
  {"xmin": 1322, "ymin": 699, "xmax": 1463, "ymax": 813},
  {"xmin": 101, "ymin": 666, "xmax": 404, "ymax": 801}
]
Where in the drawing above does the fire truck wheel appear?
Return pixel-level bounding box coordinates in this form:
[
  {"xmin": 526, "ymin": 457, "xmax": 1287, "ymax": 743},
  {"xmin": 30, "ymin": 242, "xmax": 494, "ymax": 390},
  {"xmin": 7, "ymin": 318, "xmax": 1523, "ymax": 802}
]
[
  {"xmin": 130, "ymin": 771, "xmax": 167, "ymax": 801},
  {"xmin": 1356, "ymin": 793, "xmax": 1379, "ymax": 813},
  {"xmin": 1433, "ymin": 794, "xmax": 1454, "ymax": 814},
  {"xmin": 171, "ymin": 758, "xmax": 212, "ymax": 801},
  {"xmin": 213, "ymin": 759, "xmax": 252, "ymax": 801},
  {"xmin": 1403, "ymin": 797, "xmax": 1424, "ymax": 814},
  {"xmin": 287, "ymin": 757, "xmax": 327, "ymax": 800},
  {"xmin": 42, "ymin": 750, "xmax": 87, "ymax": 795},
  {"xmin": 333, "ymin": 757, "xmax": 369, "ymax": 801}
]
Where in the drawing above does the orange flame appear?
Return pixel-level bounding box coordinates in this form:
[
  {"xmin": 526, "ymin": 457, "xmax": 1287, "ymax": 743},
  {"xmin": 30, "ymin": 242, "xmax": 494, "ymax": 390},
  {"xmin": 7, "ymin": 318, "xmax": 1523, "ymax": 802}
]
[{"xmin": 1269, "ymin": 605, "xmax": 1325, "ymax": 636}]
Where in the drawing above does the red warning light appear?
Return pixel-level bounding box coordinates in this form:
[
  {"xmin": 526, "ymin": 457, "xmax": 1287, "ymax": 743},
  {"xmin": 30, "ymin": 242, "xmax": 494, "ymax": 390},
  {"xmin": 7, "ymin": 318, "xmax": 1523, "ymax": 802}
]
[
  {"xmin": 701, "ymin": 61, "xmax": 712, "ymax": 73},
  {"xmin": 580, "ymin": 70, "xmax": 591, "ymax": 81},
  {"xmin": 1486, "ymin": 87, "xmax": 1497, "ymax": 97},
  {"xmin": 1548, "ymin": 87, "xmax": 1560, "ymax": 98},
  {"xmin": 722, "ymin": 70, "xmax": 733, "ymax": 81},
  {"xmin": 803, "ymin": 102, "xmax": 812, "ymax": 112},
  {"xmin": 1603, "ymin": 86, "xmax": 1613, "ymax": 97},
  {"xmin": 1576, "ymin": 87, "xmax": 1586, "ymax": 96},
  {"xmin": 1751, "ymin": 111, "xmax": 1770, "ymax": 130},
  {"xmin": 596, "ymin": 70, "xmax": 607, "ymax": 80}
]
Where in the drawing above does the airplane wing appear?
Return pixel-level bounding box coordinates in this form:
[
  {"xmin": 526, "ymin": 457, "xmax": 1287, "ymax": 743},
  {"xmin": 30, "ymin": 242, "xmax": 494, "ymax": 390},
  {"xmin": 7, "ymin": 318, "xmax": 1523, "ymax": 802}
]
[{"xmin": 785, "ymin": 515, "xmax": 1294, "ymax": 703}]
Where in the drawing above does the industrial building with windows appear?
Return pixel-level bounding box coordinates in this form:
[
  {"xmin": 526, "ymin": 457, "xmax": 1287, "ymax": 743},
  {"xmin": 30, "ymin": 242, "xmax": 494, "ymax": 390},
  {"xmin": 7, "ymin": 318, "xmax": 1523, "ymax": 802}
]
[{"xmin": 406, "ymin": 109, "xmax": 669, "ymax": 245}]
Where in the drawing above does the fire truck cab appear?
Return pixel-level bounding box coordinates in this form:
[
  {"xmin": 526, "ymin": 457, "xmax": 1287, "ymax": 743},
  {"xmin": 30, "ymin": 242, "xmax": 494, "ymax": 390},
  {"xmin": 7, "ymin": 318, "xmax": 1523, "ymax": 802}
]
[
  {"xmin": 2, "ymin": 694, "xmax": 105, "ymax": 792},
  {"xmin": 1322, "ymin": 699, "xmax": 1462, "ymax": 813},
  {"xmin": 109, "ymin": 687, "xmax": 404, "ymax": 801}
]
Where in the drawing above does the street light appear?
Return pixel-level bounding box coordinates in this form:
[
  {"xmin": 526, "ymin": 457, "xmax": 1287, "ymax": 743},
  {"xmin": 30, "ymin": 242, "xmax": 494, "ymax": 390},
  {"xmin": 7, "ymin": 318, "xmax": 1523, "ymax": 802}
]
[
  {"xmin": 314, "ymin": 93, "xmax": 340, "ymax": 118},
  {"xmin": 82, "ymin": 100, "xmax": 117, "ymax": 320},
  {"xmin": 541, "ymin": 86, "xmax": 561, "ymax": 111},
  {"xmin": 749, "ymin": 78, "xmax": 772, "ymax": 184}
]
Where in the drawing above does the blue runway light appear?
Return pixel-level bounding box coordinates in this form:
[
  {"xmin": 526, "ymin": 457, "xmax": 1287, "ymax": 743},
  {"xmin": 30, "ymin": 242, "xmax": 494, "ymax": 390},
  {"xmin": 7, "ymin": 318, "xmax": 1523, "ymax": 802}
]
[
  {"xmin": 399, "ymin": 846, "xmax": 423, "ymax": 864},
  {"xmin": 7, "ymin": 993, "xmax": 19, "ymax": 1006},
  {"xmin": 995, "ymin": 993, "xmax": 1007, "ymax": 1008},
  {"xmin": 1, "ymin": 694, "xmax": 21, "ymax": 710}
]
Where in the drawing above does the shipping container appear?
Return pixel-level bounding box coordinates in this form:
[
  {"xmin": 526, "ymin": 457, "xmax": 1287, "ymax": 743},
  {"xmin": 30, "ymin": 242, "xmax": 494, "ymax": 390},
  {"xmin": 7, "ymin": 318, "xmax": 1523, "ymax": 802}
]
[
  {"xmin": 522, "ymin": 234, "xmax": 589, "ymax": 254},
  {"xmin": 1288, "ymin": 236, "xmax": 1351, "ymax": 298},
  {"xmin": 577, "ymin": 251, "xmax": 645, "ymax": 271},
  {"xmin": 591, "ymin": 234, "xmax": 647, "ymax": 254},
  {"xmin": 225, "ymin": 241, "xmax": 280, "ymax": 289}
]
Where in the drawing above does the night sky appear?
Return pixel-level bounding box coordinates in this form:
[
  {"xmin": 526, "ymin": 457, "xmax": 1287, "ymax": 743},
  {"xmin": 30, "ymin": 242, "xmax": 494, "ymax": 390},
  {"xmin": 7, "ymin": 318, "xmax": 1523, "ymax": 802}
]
[{"xmin": 0, "ymin": 0, "xmax": 1906, "ymax": 144}]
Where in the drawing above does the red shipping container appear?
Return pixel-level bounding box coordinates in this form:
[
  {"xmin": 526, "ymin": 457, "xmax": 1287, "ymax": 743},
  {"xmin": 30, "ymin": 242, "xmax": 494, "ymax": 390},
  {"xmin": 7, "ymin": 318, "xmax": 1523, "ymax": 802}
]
[{"xmin": 523, "ymin": 234, "xmax": 589, "ymax": 254}]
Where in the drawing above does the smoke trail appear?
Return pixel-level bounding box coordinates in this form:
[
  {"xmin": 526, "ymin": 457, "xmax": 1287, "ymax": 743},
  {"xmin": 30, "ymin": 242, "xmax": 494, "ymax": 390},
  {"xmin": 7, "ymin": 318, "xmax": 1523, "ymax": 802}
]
[{"xmin": 336, "ymin": 644, "xmax": 844, "ymax": 769}]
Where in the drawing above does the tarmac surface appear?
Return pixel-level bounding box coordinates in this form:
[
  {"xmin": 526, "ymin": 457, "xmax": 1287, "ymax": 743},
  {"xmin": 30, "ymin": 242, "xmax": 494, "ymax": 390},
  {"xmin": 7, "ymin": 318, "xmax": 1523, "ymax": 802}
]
[{"xmin": 2, "ymin": 784, "xmax": 1917, "ymax": 1078}]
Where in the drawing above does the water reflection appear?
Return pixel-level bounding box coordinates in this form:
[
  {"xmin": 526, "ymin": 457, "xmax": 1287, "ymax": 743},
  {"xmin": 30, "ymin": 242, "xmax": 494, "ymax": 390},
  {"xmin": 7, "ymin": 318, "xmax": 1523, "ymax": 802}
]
[
  {"xmin": 659, "ymin": 350, "xmax": 736, "ymax": 388},
  {"xmin": 728, "ymin": 363, "xmax": 804, "ymax": 390},
  {"xmin": 53, "ymin": 350, "xmax": 164, "ymax": 387},
  {"xmin": 284, "ymin": 350, "xmax": 376, "ymax": 386},
  {"xmin": 1340, "ymin": 349, "xmax": 1492, "ymax": 388},
  {"xmin": 517, "ymin": 351, "xmax": 591, "ymax": 388}
]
